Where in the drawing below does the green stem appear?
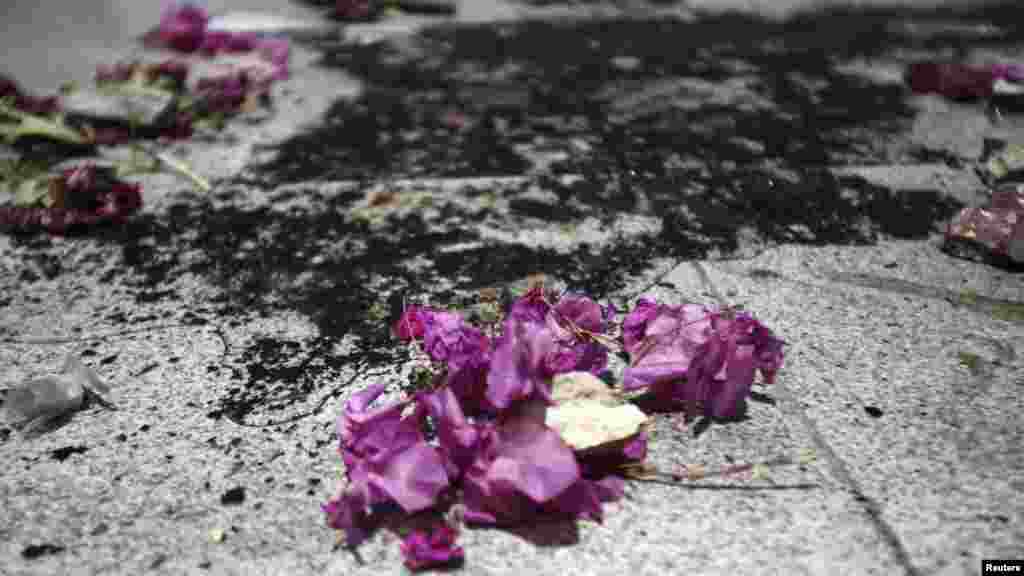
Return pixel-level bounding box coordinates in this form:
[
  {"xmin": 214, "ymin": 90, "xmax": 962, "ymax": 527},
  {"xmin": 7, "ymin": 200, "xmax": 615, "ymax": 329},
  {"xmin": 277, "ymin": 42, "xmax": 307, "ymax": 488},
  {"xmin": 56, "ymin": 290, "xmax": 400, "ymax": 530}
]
[{"xmin": 141, "ymin": 147, "xmax": 212, "ymax": 193}]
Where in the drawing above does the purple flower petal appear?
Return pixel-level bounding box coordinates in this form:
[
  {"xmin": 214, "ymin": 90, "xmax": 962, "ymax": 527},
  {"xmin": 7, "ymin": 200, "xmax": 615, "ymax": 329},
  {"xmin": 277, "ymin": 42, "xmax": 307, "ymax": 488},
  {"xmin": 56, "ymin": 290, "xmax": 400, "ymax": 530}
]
[
  {"xmin": 400, "ymin": 521, "xmax": 464, "ymax": 571},
  {"xmin": 323, "ymin": 491, "xmax": 371, "ymax": 547},
  {"xmin": 369, "ymin": 443, "xmax": 448, "ymax": 513},
  {"xmin": 486, "ymin": 320, "xmax": 555, "ymax": 410},
  {"xmin": 507, "ymin": 286, "xmax": 549, "ymax": 326},
  {"xmin": 159, "ymin": 1, "xmax": 209, "ymax": 53},
  {"xmin": 622, "ymin": 300, "xmax": 784, "ymax": 418},
  {"xmin": 461, "ymin": 409, "xmax": 580, "ymax": 525}
]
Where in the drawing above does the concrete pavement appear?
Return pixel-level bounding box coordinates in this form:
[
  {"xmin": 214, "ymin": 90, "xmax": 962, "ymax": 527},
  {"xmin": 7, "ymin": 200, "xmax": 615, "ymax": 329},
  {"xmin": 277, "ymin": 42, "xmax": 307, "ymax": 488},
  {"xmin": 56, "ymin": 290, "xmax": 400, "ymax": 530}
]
[{"xmin": 1, "ymin": 1, "xmax": 1022, "ymax": 575}]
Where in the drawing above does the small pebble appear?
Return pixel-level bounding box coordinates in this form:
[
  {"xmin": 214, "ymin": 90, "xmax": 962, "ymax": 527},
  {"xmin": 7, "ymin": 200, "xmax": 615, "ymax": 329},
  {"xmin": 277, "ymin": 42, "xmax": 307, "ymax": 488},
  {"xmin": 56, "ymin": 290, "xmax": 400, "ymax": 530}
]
[{"xmin": 220, "ymin": 486, "xmax": 246, "ymax": 505}]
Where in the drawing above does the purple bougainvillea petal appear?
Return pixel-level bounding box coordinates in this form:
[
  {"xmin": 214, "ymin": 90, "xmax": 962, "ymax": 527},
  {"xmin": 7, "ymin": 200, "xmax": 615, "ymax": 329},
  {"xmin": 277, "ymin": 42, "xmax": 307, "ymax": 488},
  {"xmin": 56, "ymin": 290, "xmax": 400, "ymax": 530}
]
[
  {"xmin": 369, "ymin": 443, "xmax": 449, "ymax": 513},
  {"xmin": 400, "ymin": 521, "xmax": 464, "ymax": 571},
  {"xmin": 323, "ymin": 491, "xmax": 371, "ymax": 547},
  {"xmin": 622, "ymin": 299, "xmax": 784, "ymax": 418},
  {"xmin": 907, "ymin": 61, "xmax": 995, "ymax": 100},
  {"xmin": 490, "ymin": 410, "xmax": 580, "ymax": 503},
  {"xmin": 486, "ymin": 320, "xmax": 554, "ymax": 410},
  {"xmin": 159, "ymin": 1, "xmax": 209, "ymax": 53}
]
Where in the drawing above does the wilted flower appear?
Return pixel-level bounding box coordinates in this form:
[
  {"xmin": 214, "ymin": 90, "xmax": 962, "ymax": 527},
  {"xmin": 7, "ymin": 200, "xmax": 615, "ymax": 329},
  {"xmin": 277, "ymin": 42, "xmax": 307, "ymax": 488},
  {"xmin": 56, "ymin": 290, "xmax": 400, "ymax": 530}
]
[
  {"xmin": 622, "ymin": 300, "xmax": 784, "ymax": 419},
  {"xmin": 400, "ymin": 522, "xmax": 464, "ymax": 571},
  {"xmin": 0, "ymin": 166, "xmax": 142, "ymax": 235},
  {"xmin": 158, "ymin": 1, "xmax": 209, "ymax": 53},
  {"xmin": 946, "ymin": 185, "xmax": 1024, "ymax": 263}
]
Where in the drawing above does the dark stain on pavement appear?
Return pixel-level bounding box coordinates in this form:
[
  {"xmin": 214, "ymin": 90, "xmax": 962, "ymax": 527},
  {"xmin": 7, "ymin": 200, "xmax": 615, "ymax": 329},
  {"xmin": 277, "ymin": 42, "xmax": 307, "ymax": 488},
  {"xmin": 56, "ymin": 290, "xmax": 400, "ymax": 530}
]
[{"xmin": 12, "ymin": 4, "xmax": 1024, "ymax": 424}]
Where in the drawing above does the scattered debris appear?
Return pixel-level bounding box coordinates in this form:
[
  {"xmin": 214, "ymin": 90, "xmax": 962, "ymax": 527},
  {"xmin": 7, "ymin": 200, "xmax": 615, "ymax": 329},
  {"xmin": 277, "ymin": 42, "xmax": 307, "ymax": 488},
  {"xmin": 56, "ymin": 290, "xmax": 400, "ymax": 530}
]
[
  {"xmin": 21, "ymin": 544, "xmax": 65, "ymax": 560},
  {"xmin": 220, "ymin": 486, "xmax": 246, "ymax": 505},
  {"xmin": 982, "ymin": 143, "xmax": 1024, "ymax": 181},
  {"xmin": 209, "ymin": 528, "xmax": 226, "ymax": 543},
  {"xmin": 863, "ymin": 406, "xmax": 884, "ymax": 418}
]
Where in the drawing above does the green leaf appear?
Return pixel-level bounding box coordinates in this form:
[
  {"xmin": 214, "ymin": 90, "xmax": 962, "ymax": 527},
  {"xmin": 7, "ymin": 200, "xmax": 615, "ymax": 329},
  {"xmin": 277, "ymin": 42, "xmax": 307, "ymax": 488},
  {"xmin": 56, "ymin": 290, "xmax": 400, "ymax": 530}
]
[
  {"xmin": 0, "ymin": 101, "xmax": 87, "ymax": 146},
  {"xmin": 957, "ymin": 351, "xmax": 983, "ymax": 375},
  {"xmin": 13, "ymin": 176, "xmax": 50, "ymax": 207}
]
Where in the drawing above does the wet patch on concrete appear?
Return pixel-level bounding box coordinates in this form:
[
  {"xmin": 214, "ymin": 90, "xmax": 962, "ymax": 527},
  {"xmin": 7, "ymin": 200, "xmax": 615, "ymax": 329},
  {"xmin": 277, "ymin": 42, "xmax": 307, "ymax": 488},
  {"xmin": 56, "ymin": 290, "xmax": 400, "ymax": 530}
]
[{"xmin": 8, "ymin": 5, "xmax": 1024, "ymax": 425}]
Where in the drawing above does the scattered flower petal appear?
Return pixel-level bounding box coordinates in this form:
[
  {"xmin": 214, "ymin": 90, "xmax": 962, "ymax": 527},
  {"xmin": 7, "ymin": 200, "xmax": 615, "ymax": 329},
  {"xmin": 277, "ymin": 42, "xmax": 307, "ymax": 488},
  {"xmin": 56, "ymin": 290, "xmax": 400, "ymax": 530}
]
[
  {"xmin": 906, "ymin": 61, "xmax": 995, "ymax": 100},
  {"xmin": 400, "ymin": 521, "xmax": 464, "ymax": 571},
  {"xmin": 486, "ymin": 319, "xmax": 555, "ymax": 410},
  {"xmin": 622, "ymin": 300, "xmax": 784, "ymax": 419},
  {"xmin": 159, "ymin": 1, "xmax": 209, "ymax": 53}
]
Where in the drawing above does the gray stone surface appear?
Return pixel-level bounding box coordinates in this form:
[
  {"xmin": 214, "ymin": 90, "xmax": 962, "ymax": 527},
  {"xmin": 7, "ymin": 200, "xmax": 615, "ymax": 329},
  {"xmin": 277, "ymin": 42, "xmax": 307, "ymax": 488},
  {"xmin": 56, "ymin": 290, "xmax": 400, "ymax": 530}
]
[{"xmin": 2, "ymin": 1, "xmax": 1024, "ymax": 576}]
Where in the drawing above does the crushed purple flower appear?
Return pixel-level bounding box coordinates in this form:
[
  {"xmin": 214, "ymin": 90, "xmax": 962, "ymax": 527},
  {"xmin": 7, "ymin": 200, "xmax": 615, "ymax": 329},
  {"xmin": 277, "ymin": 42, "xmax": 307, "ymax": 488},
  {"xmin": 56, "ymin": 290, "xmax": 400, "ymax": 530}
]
[
  {"xmin": 400, "ymin": 522, "xmax": 464, "ymax": 571},
  {"xmin": 0, "ymin": 165, "xmax": 142, "ymax": 235},
  {"xmin": 327, "ymin": 290, "xmax": 784, "ymax": 568},
  {"xmin": 622, "ymin": 300, "xmax": 784, "ymax": 419}
]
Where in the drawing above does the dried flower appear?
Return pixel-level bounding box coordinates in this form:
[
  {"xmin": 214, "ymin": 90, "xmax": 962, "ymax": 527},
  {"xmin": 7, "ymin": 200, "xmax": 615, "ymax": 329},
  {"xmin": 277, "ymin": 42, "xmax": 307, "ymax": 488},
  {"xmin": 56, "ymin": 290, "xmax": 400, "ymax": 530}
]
[
  {"xmin": 1, "ymin": 165, "xmax": 142, "ymax": 235},
  {"xmin": 399, "ymin": 522, "xmax": 464, "ymax": 571},
  {"xmin": 622, "ymin": 300, "xmax": 784, "ymax": 419},
  {"xmin": 158, "ymin": 1, "xmax": 209, "ymax": 53}
]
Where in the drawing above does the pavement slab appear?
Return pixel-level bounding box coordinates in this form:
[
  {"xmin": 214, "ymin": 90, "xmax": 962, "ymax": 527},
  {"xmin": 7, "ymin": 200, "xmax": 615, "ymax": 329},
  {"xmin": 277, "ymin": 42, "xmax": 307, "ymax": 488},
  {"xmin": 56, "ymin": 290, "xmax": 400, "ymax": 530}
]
[{"xmin": 3, "ymin": 1, "xmax": 1024, "ymax": 575}]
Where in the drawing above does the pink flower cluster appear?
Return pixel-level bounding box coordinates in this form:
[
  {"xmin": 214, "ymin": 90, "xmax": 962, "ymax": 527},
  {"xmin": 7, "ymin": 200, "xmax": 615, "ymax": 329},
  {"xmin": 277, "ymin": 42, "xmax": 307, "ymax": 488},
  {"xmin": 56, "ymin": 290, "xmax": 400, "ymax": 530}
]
[
  {"xmin": 0, "ymin": 165, "xmax": 142, "ymax": 235},
  {"xmin": 325, "ymin": 289, "xmax": 783, "ymax": 570}
]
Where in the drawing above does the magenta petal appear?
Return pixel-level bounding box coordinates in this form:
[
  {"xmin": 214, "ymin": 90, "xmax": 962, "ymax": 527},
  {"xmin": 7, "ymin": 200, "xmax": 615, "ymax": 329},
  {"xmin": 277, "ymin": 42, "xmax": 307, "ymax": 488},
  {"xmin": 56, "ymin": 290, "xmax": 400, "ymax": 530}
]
[
  {"xmin": 416, "ymin": 388, "xmax": 478, "ymax": 475},
  {"xmin": 393, "ymin": 305, "xmax": 430, "ymax": 340},
  {"xmin": 258, "ymin": 38, "xmax": 291, "ymax": 80},
  {"xmin": 323, "ymin": 491, "xmax": 370, "ymax": 547},
  {"xmin": 159, "ymin": 2, "xmax": 209, "ymax": 53},
  {"xmin": 907, "ymin": 62, "xmax": 995, "ymax": 100},
  {"xmin": 542, "ymin": 478, "xmax": 604, "ymax": 522},
  {"xmin": 623, "ymin": 299, "xmax": 783, "ymax": 416},
  {"xmin": 621, "ymin": 297, "xmax": 660, "ymax": 354},
  {"xmin": 400, "ymin": 522, "xmax": 464, "ymax": 571},
  {"xmin": 708, "ymin": 342, "xmax": 755, "ymax": 419},
  {"xmin": 486, "ymin": 320, "xmax": 555, "ymax": 410},
  {"xmin": 622, "ymin": 430, "xmax": 648, "ymax": 461},
  {"xmin": 553, "ymin": 295, "xmax": 605, "ymax": 333},
  {"xmin": 369, "ymin": 443, "xmax": 448, "ymax": 513},
  {"xmin": 491, "ymin": 413, "xmax": 579, "ymax": 503},
  {"xmin": 507, "ymin": 286, "xmax": 550, "ymax": 326}
]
